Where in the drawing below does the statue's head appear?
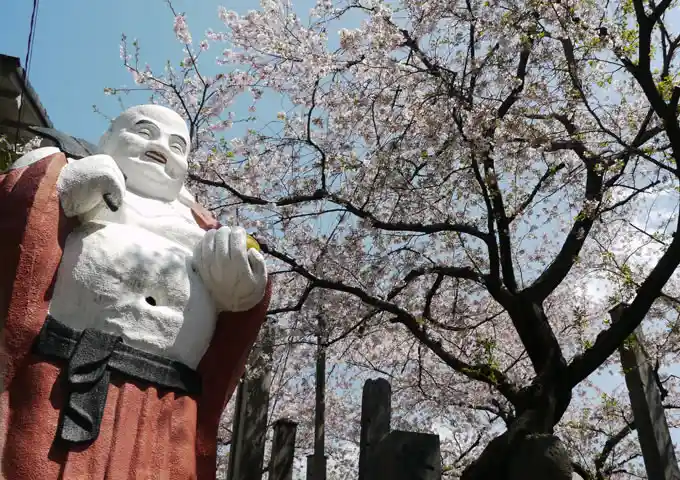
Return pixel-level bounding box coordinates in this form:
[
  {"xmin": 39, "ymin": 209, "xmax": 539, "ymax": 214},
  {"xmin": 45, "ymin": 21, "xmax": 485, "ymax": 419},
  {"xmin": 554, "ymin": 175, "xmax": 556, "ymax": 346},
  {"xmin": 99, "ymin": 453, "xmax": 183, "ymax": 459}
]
[{"xmin": 99, "ymin": 104, "xmax": 190, "ymax": 201}]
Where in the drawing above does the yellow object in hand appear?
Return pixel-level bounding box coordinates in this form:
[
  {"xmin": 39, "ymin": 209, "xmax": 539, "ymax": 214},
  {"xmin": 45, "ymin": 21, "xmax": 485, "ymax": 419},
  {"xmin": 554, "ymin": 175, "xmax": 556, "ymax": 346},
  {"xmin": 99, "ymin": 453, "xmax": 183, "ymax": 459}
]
[{"xmin": 246, "ymin": 234, "xmax": 262, "ymax": 252}]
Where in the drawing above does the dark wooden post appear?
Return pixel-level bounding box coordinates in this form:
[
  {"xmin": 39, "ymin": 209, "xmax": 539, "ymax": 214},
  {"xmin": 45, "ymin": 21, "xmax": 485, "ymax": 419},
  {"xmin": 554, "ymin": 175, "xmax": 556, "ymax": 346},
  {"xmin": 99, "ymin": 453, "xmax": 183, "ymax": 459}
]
[
  {"xmin": 269, "ymin": 419, "xmax": 298, "ymax": 480},
  {"xmin": 227, "ymin": 322, "xmax": 274, "ymax": 480},
  {"xmin": 612, "ymin": 304, "xmax": 680, "ymax": 480},
  {"xmin": 358, "ymin": 378, "xmax": 392, "ymax": 480}
]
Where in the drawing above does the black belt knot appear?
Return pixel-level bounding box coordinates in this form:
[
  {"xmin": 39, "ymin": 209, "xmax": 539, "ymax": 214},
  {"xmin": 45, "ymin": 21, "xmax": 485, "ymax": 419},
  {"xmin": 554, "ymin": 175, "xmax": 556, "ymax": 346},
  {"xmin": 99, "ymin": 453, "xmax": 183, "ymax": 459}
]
[{"xmin": 33, "ymin": 315, "xmax": 202, "ymax": 445}]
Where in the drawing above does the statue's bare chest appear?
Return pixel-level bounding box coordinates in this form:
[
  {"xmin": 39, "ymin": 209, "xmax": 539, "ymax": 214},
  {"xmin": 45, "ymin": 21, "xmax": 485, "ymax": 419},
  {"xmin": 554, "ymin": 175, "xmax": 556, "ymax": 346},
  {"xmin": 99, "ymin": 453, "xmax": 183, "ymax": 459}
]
[{"xmin": 47, "ymin": 197, "xmax": 216, "ymax": 368}]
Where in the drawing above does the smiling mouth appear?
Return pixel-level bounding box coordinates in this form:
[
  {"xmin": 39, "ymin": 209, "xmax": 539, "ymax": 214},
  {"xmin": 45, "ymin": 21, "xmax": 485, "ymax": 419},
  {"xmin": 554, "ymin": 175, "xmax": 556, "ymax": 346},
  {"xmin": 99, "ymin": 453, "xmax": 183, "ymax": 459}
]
[{"xmin": 144, "ymin": 151, "xmax": 167, "ymax": 165}]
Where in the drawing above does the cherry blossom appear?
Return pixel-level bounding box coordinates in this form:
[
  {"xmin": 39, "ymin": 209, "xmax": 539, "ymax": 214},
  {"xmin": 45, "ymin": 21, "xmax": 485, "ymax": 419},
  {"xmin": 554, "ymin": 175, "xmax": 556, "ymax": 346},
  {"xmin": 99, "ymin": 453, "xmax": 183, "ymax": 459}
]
[{"xmin": 112, "ymin": 0, "xmax": 680, "ymax": 477}]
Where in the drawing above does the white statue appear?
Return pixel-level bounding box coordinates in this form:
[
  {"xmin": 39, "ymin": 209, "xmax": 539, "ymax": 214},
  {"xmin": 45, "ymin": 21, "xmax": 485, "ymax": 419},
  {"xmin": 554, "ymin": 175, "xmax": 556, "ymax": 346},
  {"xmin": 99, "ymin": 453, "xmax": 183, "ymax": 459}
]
[
  {"xmin": 33, "ymin": 105, "xmax": 268, "ymax": 367},
  {"xmin": 0, "ymin": 105, "xmax": 270, "ymax": 478}
]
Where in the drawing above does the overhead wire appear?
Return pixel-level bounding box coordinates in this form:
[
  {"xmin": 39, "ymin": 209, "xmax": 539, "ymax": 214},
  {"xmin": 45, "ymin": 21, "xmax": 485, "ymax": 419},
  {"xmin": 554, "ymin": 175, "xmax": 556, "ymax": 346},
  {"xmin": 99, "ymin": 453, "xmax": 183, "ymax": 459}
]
[{"xmin": 14, "ymin": 0, "xmax": 41, "ymax": 146}]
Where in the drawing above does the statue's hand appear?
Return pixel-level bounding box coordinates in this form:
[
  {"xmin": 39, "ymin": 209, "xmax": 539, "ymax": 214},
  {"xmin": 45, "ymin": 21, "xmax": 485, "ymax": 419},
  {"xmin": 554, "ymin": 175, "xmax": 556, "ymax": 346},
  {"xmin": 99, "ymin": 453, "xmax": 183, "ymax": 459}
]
[
  {"xmin": 57, "ymin": 154, "xmax": 126, "ymax": 218},
  {"xmin": 193, "ymin": 226, "xmax": 268, "ymax": 312}
]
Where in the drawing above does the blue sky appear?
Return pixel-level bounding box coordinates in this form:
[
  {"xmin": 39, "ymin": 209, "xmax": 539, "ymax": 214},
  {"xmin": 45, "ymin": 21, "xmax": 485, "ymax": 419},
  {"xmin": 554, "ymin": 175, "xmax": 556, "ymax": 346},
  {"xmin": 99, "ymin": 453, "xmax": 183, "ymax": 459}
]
[
  {"xmin": 0, "ymin": 0, "xmax": 315, "ymax": 143},
  {"xmin": 1, "ymin": 0, "xmax": 214, "ymax": 141}
]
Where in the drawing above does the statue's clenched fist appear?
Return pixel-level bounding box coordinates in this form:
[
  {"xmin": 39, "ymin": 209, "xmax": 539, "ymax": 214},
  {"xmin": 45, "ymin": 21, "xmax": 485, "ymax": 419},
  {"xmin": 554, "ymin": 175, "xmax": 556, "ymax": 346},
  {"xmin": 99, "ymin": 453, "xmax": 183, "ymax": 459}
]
[
  {"xmin": 193, "ymin": 226, "xmax": 268, "ymax": 312},
  {"xmin": 57, "ymin": 154, "xmax": 126, "ymax": 219}
]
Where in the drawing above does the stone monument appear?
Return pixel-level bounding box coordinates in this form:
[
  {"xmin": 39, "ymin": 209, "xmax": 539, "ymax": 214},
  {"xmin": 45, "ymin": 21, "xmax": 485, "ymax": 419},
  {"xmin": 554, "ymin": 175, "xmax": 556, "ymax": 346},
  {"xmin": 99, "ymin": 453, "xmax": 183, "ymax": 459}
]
[{"xmin": 0, "ymin": 105, "xmax": 271, "ymax": 479}]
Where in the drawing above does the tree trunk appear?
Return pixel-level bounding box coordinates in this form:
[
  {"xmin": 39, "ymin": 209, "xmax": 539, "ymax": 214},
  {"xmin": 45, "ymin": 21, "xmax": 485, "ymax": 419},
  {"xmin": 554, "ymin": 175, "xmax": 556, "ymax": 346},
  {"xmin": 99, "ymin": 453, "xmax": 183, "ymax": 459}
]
[{"xmin": 461, "ymin": 384, "xmax": 572, "ymax": 480}]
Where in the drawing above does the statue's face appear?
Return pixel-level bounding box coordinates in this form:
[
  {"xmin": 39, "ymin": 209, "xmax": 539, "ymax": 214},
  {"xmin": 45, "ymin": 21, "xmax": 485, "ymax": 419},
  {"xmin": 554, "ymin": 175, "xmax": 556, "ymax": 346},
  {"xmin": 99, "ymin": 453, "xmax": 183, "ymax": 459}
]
[{"xmin": 99, "ymin": 105, "xmax": 190, "ymax": 201}]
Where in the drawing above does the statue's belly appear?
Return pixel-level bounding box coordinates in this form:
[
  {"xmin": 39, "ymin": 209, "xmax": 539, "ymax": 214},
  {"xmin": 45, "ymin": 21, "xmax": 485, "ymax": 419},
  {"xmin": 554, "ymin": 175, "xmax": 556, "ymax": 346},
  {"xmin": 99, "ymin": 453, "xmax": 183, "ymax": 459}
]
[{"xmin": 48, "ymin": 222, "xmax": 217, "ymax": 369}]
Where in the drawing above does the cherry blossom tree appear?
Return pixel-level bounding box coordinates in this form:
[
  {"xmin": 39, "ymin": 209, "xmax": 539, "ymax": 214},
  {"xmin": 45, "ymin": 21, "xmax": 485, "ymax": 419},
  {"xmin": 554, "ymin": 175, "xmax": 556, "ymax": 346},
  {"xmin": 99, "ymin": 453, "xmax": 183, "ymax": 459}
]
[
  {"xmin": 0, "ymin": 135, "xmax": 41, "ymax": 171},
  {"xmin": 112, "ymin": 0, "xmax": 680, "ymax": 477}
]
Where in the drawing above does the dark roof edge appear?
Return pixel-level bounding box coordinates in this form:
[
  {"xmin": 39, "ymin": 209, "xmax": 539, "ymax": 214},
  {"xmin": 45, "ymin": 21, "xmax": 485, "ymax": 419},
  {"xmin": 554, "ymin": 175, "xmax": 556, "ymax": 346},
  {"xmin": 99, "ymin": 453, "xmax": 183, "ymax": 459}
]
[{"xmin": 1, "ymin": 54, "xmax": 54, "ymax": 129}]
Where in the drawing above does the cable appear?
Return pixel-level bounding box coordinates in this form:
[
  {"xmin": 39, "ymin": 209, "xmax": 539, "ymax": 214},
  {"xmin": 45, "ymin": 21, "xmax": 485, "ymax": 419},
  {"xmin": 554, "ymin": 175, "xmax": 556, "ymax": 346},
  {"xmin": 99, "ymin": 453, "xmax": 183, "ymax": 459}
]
[
  {"xmin": 24, "ymin": 0, "xmax": 39, "ymax": 77},
  {"xmin": 14, "ymin": 0, "xmax": 40, "ymax": 146}
]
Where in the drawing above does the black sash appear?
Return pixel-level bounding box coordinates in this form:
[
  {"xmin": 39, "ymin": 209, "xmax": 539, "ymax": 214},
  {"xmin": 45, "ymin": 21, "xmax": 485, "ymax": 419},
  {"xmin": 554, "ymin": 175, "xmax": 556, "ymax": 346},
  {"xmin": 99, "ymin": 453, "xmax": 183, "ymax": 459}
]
[{"xmin": 33, "ymin": 315, "xmax": 202, "ymax": 445}]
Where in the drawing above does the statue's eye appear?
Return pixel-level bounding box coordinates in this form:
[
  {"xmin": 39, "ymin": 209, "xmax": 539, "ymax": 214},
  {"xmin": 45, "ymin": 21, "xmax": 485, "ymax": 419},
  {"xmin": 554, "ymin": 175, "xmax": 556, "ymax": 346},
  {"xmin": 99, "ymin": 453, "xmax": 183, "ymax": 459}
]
[
  {"xmin": 171, "ymin": 143, "xmax": 184, "ymax": 154},
  {"xmin": 138, "ymin": 129, "xmax": 150, "ymax": 138}
]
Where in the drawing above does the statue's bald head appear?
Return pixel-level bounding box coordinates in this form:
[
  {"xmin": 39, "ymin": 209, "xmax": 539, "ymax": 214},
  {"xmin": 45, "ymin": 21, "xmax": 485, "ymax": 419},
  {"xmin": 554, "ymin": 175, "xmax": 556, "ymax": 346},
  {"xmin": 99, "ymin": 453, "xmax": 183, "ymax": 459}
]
[{"xmin": 99, "ymin": 104, "xmax": 191, "ymax": 202}]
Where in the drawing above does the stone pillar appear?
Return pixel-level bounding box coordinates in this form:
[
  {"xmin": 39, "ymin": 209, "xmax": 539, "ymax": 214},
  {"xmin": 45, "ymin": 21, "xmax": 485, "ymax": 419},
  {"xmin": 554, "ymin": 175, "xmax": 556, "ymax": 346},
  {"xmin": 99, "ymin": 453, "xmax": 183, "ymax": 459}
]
[
  {"xmin": 309, "ymin": 313, "xmax": 327, "ymax": 480},
  {"xmin": 367, "ymin": 430, "xmax": 442, "ymax": 480},
  {"xmin": 227, "ymin": 323, "xmax": 274, "ymax": 480},
  {"xmin": 306, "ymin": 454, "xmax": 327, "ymax": 480},
  {"xmin": 358, "ymin": 378, "xmax": 392, "ymax": 480},
  {"xmin": 269, "ymin": 419, "xmax": 298, "ymax": 480},
  {"xmin": 226, "ymin": 376, "xmax": 246, "ymax": 480},
  {"xmin": 612, "ymin": 303, "xmax": 680, "ymax": 480}
]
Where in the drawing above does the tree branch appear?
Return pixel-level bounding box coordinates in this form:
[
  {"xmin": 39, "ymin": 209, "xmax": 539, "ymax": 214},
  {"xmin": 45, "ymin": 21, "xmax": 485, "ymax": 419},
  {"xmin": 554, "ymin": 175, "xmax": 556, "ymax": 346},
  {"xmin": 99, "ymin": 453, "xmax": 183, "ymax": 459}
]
[
  {"xmin": 524, "ymin": 166, "xmax": 603, "ymax": 300},
  {"xmin": 594, "ymin": 422, "xmax": 634, "ymax": 479},
  {"xmin": 566, "ymin": 231, "xmax": 680, "ymax": 387},
  {"xmin": 508, "ymin": 163, "xmax": 566, "ymax": 222},
  {"xmin": 191, "ymin": 172, "xmax": 493, "ymax": 241},
  {"xmin": 481, "ymin": 40, "xmax": 534, "ymax": 292},
  {"xmin": 261, "ymin": 243, "xmax": 521, "ymax": 403}
]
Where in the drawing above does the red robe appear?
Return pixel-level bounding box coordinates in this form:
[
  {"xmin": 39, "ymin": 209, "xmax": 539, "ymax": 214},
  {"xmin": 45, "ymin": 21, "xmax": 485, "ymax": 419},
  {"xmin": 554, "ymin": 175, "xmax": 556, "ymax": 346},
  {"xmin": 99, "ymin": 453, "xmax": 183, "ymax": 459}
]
[{"xmin": 0, "ymin": 152, "xmax": 271, "ymax": 479}]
